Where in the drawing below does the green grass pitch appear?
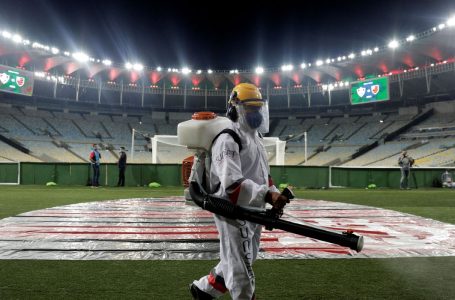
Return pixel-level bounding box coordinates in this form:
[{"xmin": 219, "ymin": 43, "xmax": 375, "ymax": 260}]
[{"xmin": 0, "ymin": 186, "xmax": 454, "ymax": 299}]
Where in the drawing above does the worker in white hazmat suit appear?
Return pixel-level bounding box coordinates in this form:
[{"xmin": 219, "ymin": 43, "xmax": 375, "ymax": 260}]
[{"xmin": 190, "ymin": 83, "xmax": 289, "ymax": 300}]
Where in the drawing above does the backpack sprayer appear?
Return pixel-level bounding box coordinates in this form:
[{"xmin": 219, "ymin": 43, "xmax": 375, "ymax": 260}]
[{"xmin": 178, "ymin": 112, "xmax": 363, "ymax": 253}]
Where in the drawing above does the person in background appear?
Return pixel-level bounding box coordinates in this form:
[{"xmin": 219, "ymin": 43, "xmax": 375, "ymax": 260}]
[
  {"xmin": 398, "ymin": 151, "xmax": 414, "ymax": 189},
  {"xmin": 117, "ymin": 146, "xmax": 127, "ymax": 187},
  {"xmin": 441, "ymin": 169, "xmax": 454, "ymax": 188},
  {"xmin": 89, "ymin": 144, "xmax": 101, "ymax": 187}
]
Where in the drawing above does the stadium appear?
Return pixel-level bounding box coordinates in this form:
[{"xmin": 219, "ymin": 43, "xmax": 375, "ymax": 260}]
[{"xmin": 0, "ymin": 2, "xmax": 455, "ymax": 299}]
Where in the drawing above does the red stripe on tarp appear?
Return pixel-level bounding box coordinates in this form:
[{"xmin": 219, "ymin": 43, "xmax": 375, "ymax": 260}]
[
  {"xmin": 262, "ymin": 247, "xmax": 351, "ymax": 254},
  {"xmin": 15, "ymin": 230, "xmax": 220, "ymax": 235},
  {"xmin": 11, "ymin": 225, "xmax": 218, "ymax": 229}
]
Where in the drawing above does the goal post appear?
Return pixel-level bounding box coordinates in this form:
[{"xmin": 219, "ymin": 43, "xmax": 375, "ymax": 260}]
[
  {"xmin": 151, "ymin": 135, "xmax": 286, "ymax": 165},
  {"xmin": 0, "ymin": 161, "xmax": 20, "ymax": 185}
]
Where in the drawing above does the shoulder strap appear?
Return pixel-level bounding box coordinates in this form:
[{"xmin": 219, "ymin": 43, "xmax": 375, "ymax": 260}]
[{"xmin": 212, "ymin": 129, "xmax": 242, "ymax": 152}]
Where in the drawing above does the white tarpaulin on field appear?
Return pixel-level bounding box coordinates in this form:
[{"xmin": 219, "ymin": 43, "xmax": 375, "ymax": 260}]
[{"xmin": 0, "ymin": 197, "xmax": 454, "ymax": 260}]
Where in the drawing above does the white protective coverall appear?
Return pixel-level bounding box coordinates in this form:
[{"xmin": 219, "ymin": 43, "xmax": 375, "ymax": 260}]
[{"xmin": 192, "ymin": 120, "xmax": 279, "ymax": 300}]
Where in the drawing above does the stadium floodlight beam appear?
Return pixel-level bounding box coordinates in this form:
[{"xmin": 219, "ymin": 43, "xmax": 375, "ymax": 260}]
[
  {"xmin": 388, "ymin": 40, "xmax": 399, "ymax": 49},
  {"xmin": 133, "ymin": 63, "xmax": 144, "ymax": 71},
  {"xmin": 438, "ymin": 23, "xmax": 446, "ymax": 30},
  {"xmin": 125, "ymin": 62, "xmax": 133, "ymax": 70},
  {"xmin": 374, "ymin": 47, "xmax": 379, "ymax": 52},
  {"xmin": 207, "ymin": 69, "xmax": 213, "ymax": 74},
  {"xmin": 102, "ymin": 59, "xmax": 112, "ymax": 66},
  {"xmin": 406, "ymin": 35, "xmax": 415, "ymax": 42},
  {"xmin": 361, "ymin": 50, "xmax": 366, "ymax": 56},
  {"xmin": 181, "ymin": 67, "xmax": 191, "ymax": 74},
  {"xmin": 300, "ymin": 63, "xmax": 307, "ymax": 69},
  {"xmin": 51, "ymin": 47, "xmax": 59, "ymax": 55},
  {"xmin": 156, "ymin": 66, "xmax": 162, "ymax": 72},
  {"xmin": 72, "ymin": 52, "xmax": 90, "ymax": 62},
  {"xmin": 325, "ymin": 58, "xmax": 331, "ymax": 64},
  {"xmin": 196, "ymin": 70, "xmax": 202, "ymax": 74},
  {"xmin": 348, "ymin": 53, "xmax": 355, "ymax": 59},
  {"xmin": 255, "ymin": 66, "xmax": 264, "ymax": 74},
  {"xmin": 316, "ymin": 60, "xmax": 323, "ymax": 66}
]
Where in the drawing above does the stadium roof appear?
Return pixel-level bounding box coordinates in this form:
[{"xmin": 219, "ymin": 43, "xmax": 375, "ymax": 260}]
[{"xmin": 0, "ymin": 17, "xmax": 455, "ymax": 88}]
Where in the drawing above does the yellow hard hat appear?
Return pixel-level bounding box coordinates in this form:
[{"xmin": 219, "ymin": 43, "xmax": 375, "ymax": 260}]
[{"xmin": 230, "ymin": 83, "xmax": 263, "ymax": 106}]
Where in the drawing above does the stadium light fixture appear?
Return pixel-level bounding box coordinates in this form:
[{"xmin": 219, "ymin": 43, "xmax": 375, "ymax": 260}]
[
  {"xmin": 133, "ymin": 63, "xmax": 144, "ymax": 71},
  {"xmin": 125, "ymin": 62, "xmax": 133, "ymax": 70},
  {"xmin": 348, "ymin": 53, "xmax": 355, "ymax": 59},
  {"xmin": 73, "ymin": 52, "xmax": 89, "ymax": 62},
  {"xmin": 181, "ymin": 67, "xmax": 191, "ymax": 74},
  {"xmin": 196, "ymin": 69, "xmax": 202, "ymax": 74},
  {"xmin": 300, "ymin": 63, "xmax": 307, "ymax": 69},
  {"xmin": 374, "ymin": 47, "xmax": 379, "ymax": 52},
  {"xmin": 1, "ymin": 31, "xmax": 11, "ymax": 39},
  {"xmin": 316, "ymin": 60, "xmax": 323, "ymax": 66},
  {"xmin": 22, "ymin": 39, "xmax": 30, "ymax": 45},
  {"xmin": 366, "ymin": 49, "xmax": 372, "ymax": 55},
  {"xmin": 63, "ymin": 51, "xmax": 70, "ymax": 56},
  {"xmin": 207, "ymin": 69, "xmax": 213, "ymax": 74},
  {"xmin": 406, "ymin": 35, "xmax": 415, "ymax": 42},
  {"xmin": 281, "ymin": 64, "xmax": 293, "ymax": 71},
  {"xmin": 156, "ymin": 66, "xmax": 162, "ymax": 72},
  {"xmin": 388, "ymin": 40, "xmax": 399, "ymax": 49},
  {"xmin": 325, "ymin": 58, "xmax": 331, "ymax": 64},
  {"xmin": 255, "ymin": 66, "xmax": 264, "ymax": 74},
  {"xmin": 51, "ymin": 47, "xmax": 59, "ymax": 55},
  {"xmin": 361, "ymin": 50, "xmax": 367, "ymax": 56},
  {"xmin": 12, "ymin": 34, "xmax": 22, "ymax": 43},
  {"xmin": 438, "ymin": 23, "xmax": 446, "ymax": 30},
  {"xmin": 102, "ymin": 59, "xmax": 112, "ymax": 66},
  {"xmin": 448, "ymin": 16, "xmax": 455, "ymax": 27}
]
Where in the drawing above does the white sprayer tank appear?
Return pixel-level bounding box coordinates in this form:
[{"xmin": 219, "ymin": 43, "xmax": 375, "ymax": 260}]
[{"xmin": 177, "ymin": 112, "xmax": 231, "ymax": 151}]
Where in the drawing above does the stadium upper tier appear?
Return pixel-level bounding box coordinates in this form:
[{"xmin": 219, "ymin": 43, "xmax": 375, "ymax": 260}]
[
  {"xmin": 1, "ymin": 17, "xmax": 455, "ymax": 109},
  {"xmin": 1, "ymin": 96, "xmax": 455, "ymax": 167}
]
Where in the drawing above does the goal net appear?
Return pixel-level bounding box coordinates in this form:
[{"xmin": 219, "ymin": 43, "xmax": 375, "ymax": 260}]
[{"xmin": 151, "ymin": 135, "xmax": 286, "ymax": 165}]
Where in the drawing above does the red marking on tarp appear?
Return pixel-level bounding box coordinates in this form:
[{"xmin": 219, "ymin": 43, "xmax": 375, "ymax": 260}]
[{"xmin": 262, "ymin": 247, "xmax": 351, "ymax": 254}]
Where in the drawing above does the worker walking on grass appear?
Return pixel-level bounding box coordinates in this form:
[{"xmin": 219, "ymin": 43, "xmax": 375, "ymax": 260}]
[{"xmin": 189, "ymin": 83, "xmax": 289, "ymax": 300}]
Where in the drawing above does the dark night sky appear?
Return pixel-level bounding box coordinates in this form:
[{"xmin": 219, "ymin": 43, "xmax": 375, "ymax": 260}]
[{"xmin": 0, "ymin": 0, "xmax": 454, "ymax": 70}]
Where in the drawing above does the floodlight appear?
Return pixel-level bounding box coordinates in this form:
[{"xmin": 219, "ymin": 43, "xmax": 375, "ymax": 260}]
[
  {"xmin": 447, "ymin": 16, "xmax": 455, "ymax": 27},
  {"xmin": 388, "ymin": 40, "xmax": 399, "ymax": 49},
  {"xmin": 12, "ymin": 34, "xmax": 22, "ymax": 43},
  {"xmin": 133, "ymin": 63, "xmax": 144, "ymax": 71},
  {"xmin": 73, "ymin": 52, "xmax": 89, "ymax": 62},
  {"xmin": 255, "ymin": 66, "xmax": 264, "ymax": 74}
]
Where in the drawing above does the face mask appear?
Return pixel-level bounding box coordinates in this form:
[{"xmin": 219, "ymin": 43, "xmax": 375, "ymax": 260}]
[{"xmin": 245, "ymin": 111, "xmax": 263, "ymax": 129}]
